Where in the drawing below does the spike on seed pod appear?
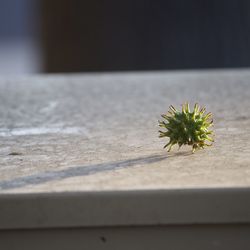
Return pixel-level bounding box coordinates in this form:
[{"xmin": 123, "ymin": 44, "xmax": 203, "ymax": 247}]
[{"xmin": 158, "ymin": 103, "xmax": 214, "ymax": 153}]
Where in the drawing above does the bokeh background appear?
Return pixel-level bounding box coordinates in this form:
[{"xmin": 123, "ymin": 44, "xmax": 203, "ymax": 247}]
[{"xmin": 1, "ymin": 0, "xmax": 250, "ymax": 74}]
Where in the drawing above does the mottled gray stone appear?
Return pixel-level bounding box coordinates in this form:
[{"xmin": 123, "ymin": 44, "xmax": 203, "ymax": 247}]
[
  {"xmin": 0, "ymin": 70, "xmax": 250, "ymax": 230},
  {"xmin": 1, "ymin": 70, "xmax": 250, "ymax": 193}
]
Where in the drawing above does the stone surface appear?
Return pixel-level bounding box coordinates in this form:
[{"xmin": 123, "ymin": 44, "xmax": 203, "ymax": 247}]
[{"xmin": 0, "ymin": 69, "xmax": 250, "ymax": 194}]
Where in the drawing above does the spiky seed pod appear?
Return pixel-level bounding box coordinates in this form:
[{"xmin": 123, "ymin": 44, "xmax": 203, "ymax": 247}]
[{"xmin": 158, "ymin": 103, "xmax": 214, "ymax": 153}]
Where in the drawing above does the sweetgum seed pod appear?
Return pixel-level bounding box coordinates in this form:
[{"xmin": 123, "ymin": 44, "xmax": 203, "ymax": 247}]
[{"xmin": 158, "ymin": 102, "xmax": 214, "ymax": 153}]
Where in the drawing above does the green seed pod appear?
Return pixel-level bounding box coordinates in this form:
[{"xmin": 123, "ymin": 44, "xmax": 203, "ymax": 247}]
[{"xmin": 158, "ymin": 103, "xmax": 214, "ymax": 153}]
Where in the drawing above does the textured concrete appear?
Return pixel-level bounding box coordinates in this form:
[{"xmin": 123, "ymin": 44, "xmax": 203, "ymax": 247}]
[
  {"xmin": 0, "ymin": 70, "xmax": 250, "ymax": 194},
  {"xmin": 1, "ymin": 70, "xmax": 250, "ymax": 233},
  {"xmin": 1, "ymin": 70, "xmax": 250, "ymax": 250}
]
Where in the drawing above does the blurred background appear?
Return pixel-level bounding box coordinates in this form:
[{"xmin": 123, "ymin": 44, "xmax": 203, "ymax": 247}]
[{"xmin": 0, "ymin": 0, "xmax": 250, "ymax": 74}]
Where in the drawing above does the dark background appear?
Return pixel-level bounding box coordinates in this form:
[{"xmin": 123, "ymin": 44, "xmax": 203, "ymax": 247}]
[{"xmin": 1, "ymin": 0, "xmax": 250, "ymax": 73}]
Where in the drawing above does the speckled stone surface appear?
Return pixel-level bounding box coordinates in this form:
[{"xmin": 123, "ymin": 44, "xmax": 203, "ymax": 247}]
[{"xmin": 0, "ymin": 70, "xmax": 250, "ymax": 194}]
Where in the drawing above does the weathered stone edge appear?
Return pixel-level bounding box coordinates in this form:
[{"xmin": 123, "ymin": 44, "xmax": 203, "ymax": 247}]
[{"xmin": 0, "ymin": 187, "xmax": 249, "ymax": 230}]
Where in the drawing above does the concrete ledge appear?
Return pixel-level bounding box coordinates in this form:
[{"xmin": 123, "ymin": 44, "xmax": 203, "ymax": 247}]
[
  {"xmin": 1, "ymin": 187, "xmax": 250, "ymax": 230},
  {"xmin": 1, "ymin": 69, "xmax": 250, "ymax": 249}
]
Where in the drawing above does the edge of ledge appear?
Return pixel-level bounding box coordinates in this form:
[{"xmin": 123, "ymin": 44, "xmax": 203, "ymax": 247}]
[{"xmin": 0, "ymin": 187, "xmax": 250, "ymax": 230}]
